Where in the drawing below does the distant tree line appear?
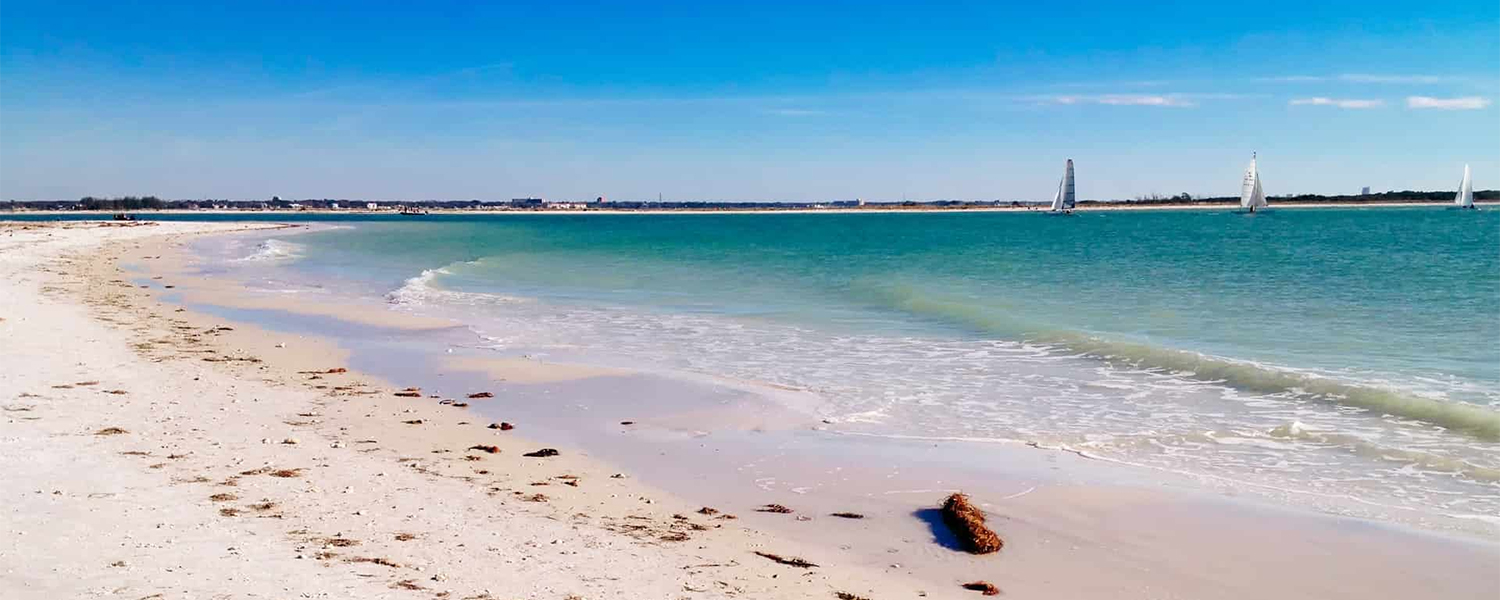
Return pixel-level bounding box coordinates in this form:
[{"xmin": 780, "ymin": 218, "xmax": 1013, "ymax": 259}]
[
  {"xmin": 77, "ymin": 196, "xmax": 166, "ymax": 210},
  {"xmin": 2, "ymin": 189, "xmax": 1495, "ymax": 212}
]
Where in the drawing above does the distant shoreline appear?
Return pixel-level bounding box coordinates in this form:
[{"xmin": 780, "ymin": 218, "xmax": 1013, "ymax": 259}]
[{"xmin": 3, "ymin": 199, "xmax": 1493, "ymax": 216}]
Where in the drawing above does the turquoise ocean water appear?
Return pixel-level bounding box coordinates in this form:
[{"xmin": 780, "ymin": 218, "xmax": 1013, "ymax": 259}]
[{"xmin": 34, "ymin": 208, "xmax": 1500, "ymax": 524}]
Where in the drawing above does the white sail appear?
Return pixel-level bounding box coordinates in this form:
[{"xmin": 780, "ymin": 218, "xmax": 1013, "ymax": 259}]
[
  {"xmin": 1240, "ymin": 153, "xmax": 1267, "ymax": 211},
  {"xmin": 1456, "ymin": 164, "xmax": 1474, "ymax": 208},
  {"xmin": 1050, "ymin": 159, "xmax": 1076, "ymax": 211}
]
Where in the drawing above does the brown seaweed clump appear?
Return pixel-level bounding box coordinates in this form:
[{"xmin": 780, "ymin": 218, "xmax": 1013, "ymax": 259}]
[
  {"xmin": 942, "ymin": 493, "xmax": 1003, "ymax": 554},
  {"xmin": 94, "ymin": 427, "xmax": 129, "ymax": 436},
  {"xmin": 522, "ymin": 448, "xmax": 559, "ymax": 458},
  {"xmin": 468, "ymin": 445, "xmax": 500, "ymax": 454},
  {"xmin": 467, "ymin": 392, "xmax": 494, "ymax": 399},
  {"xmin": 962, "ymin": 581, "xmax": 1000, "ymax": 595},
  {"xmin": 757, "ymin": 504, "xmax": 794, "ymax": 514},
  {"xmin": 830, "ymin": 512, "xmax": 865, "ymax": 519}
]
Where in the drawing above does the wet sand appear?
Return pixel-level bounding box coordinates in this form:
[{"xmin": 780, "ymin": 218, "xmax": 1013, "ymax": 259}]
[{"xmin": 3, "ymin": 219, "xmax": 1497, "ymax": 599}]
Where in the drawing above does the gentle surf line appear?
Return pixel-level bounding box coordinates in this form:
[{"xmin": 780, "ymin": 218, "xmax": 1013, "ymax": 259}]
[{"xmin": 868, "ymin": 283, "xmax": 1500, "ymax": 441}]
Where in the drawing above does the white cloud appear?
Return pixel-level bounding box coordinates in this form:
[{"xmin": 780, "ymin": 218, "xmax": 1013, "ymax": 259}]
[
  {"xmin": 1339, "ymin": 74, "xmax": 1454, "ymax": 84},
  {"xmin": 1406, "ymin": 96, "xmax": 1492, "ymax": 110},
  {"xmin": 1046, "ymin": 94, "xmax": 1196, "ymax": 107},
  {"xmin": 1257, "ymin": 74, "xmax": 1461, "ymax": 85},
  {"xmin": 1289, "ymin": 97, "xmax": 1384, "ymax": 109},
  {"xmin": 1255, "ymin": 75, "xmax": 1326, "ymax": 83}
]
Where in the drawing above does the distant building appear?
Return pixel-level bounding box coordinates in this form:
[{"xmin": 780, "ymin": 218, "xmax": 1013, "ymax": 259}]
[
  {"xmin": 510, "ymin": 198, "xmax": 544, "ymax": 208},
  {"xmin": 1361, "ymin": 186, "xmax": 1371, "ymax": 195},
  {"xmin": 596, "ymin": 196, "xmax": 606, "ymax": 204},
  {"xmin": 857, "ymin": 197, "xmax": 866, "ymax": 206},
  {"xmin": 366, "ymin": 202, "xmax": 379, "ymax": 210}
]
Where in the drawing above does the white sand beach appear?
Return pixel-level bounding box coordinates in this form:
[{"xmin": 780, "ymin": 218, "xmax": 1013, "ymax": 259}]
[{"xmin": 3, "ymin": 221, "xmax": 1497, "ymax": 599}]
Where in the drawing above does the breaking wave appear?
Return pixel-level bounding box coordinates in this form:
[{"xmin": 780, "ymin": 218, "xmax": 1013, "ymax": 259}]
[
  {"xmin": 235, "ymin": 239, "xmax": 303, "ymax": 262},
  {"xmin": 387, "ymin": 261, "xmax": 528, "ymax": 308},
  {"xmin": 864, "ymin": 282, "xmax": 1500, "ymax": 440}
]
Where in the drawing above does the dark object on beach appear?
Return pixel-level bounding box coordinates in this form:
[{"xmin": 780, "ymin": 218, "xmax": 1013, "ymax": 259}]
[
  {"xmin": 326, "ymin": 368, "xmax": 347, "ymax": 374},
  {"xmin": 500, "ymin": 422, "xmax": 514, "ymax": 431},
  {"xmin": 697, "ymin": 506, "xmax": 719, "ymax": 516},
  {"xmin": 942, "ymin": 493, "xmax": 1003, "ymax": 554},
  {"xmin": 836, "ymin": 593, "xmax": 873, "ymax": 600},
  {"xmin": 394, "ymin": 533, "xmax": 416, "ymax": 541},
  {"xmin": 962, "ymin": 581, "xmax": 1000, "ymax": 595},
  {"xmin": 348, "ymin": 556, "xmax": 401, "ymax": 568},
  {"xmin": 94, "ymin": 427, "xmax": 129, "ymax": 436},
  {"xmin": 393, "ymin": 391, "xmax": 421, "ymax": 398},
  {"xmin": 830, "ymin": 512, "xmax": 865, "ymax": 519},
  {"xmin": 757, "ymin": 504, "xmax": 794, "ymax": 514},
  {"xmin": 468, "ymin": 445, "xmax": 500, "ymax": 454},
  {"xmin": 269, "ymin": 469, "xmax": 303, "ymax": 478},
  {"xmin": 523, "ymin": 448, "xmax": 559, "ymax": 458},
  {"xmin": 753, "ymin": 551, "xmax": 818, "ymax": 568},
  {"xmin": 620, "ymin": 420, "xmax": 635, "ymax": 425},
  {"xmin": 467, "ymin": 392, "xmax": 494, "ymax": 399},
  {"xmin": 402, "ymin": 419, "xmax": 424, "ymax": 425},
  {"xmin": 451, "ymin": 402, "xmax": 469, "ymax": 408}
]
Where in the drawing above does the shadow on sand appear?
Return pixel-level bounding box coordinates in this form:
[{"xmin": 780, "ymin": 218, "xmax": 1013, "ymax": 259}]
[{"xmin": 912, "ymin": 507, "xmax": 964, "ymax": 552}]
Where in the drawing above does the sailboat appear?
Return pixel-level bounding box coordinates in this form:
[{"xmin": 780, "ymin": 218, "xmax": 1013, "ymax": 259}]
[
  {"xmin": 1048, "ymin": 159, "xmax": 1076, "ymax": 214},
  {"xmin": 1454, "ymin": 164, "xmax": 1477, "ymax": 210},
  {"xmin": 1240, "ymin": 153, "xmax": 1268, "ymax": 213}
]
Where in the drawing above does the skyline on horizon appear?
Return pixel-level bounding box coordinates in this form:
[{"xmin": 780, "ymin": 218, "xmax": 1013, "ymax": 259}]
[{"xmin": 2, "ymin": 1, "xmax": 1497, "ymax": 202}]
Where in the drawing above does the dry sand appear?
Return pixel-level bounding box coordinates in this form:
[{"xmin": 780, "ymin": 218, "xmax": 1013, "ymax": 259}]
[
  {"xmin": 0, "ymin": 221, "xmax": 924, "ymax": 599},
  {"xmin": 3, "ymin": 220, "xmax": 1497, "ymax": 600}
]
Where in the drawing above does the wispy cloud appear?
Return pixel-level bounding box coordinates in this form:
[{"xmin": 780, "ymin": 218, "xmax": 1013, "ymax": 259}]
[
  {"xmin": 1256, "ymin": 74, "xmax": 1462, "ymax": 85},
  {"xmin": 1048, "ymin": 94, "xmax": 1197, "ymax": 107},
  {"xmin": 1339, "ymin": 74, "xmax": 1455, "ymax": 84},
  {"xmin": 1289, "ymin": 97, "xmax": 1384, "ymax": 109},
  {"xmin": 1406, "ymin": 96, "xmax": 1492, "ymax": 110},
  {"xmin": 1255, "ymin": 75, "xmax": 1325, "ymax": 83}
]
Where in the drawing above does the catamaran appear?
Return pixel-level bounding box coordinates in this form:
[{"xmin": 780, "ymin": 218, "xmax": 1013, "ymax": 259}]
[
  {"xmin": 1240, "ymin": 152, "xmax": 1268, "ymax": 213},
  {"xmin": 1454, "ymin": 164, "xmax": 1477, "ymax": 210},
  {"xmin": 1048, "ymin": 159, "xmax": 1076, "ymax": 214}
]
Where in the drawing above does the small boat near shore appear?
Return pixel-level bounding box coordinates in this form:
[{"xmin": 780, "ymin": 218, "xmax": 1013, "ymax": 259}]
[
  {"xmin": 1239, "ymin": 153, "xmax": 1268, "ymax": 213},
  {"xmin": 1453, "ymin": 165, "xmax": 1477, "ymax": 210},
  {"xmin": 1048, "ymin": 159, "xmax": 1076, "ymax": 215}
]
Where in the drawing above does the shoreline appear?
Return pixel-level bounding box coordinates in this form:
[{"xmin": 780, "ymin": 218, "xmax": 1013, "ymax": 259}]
[
  {"xmin": 3, "ymin": 199, "xmax": 1496, "ymax": 217},
  {"xmin": 5, "ymin": 220, "xmax": 1498, "ymax": 599}
]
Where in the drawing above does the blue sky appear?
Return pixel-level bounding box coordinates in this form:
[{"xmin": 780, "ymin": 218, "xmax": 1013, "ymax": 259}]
[{"xmin": 2, "ymin": 1, "xmax": 1497, "ymax": 201}]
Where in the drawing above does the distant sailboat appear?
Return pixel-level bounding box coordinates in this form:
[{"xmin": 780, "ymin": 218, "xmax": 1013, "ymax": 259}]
[
  {"xmin": 1240, "ymin": 153, "xmax": 1268, "ymax": 213},
  {"xmin": 1454, "ymin": 164, "xmax": 1476, "ymax": 210},
  {"xmin": 1048, "ymin": 159, "xmax": 1076, "ymax": 214}
]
